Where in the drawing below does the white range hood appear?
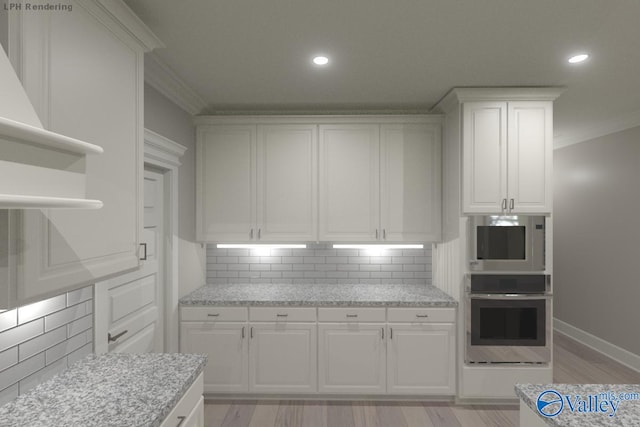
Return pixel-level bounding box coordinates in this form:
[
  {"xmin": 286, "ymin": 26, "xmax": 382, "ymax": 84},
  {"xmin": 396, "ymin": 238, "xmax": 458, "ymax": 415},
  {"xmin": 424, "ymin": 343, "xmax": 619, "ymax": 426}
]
[{"xmin": 0, "ymin": 47, "xmax": 103, "ymax": 209}]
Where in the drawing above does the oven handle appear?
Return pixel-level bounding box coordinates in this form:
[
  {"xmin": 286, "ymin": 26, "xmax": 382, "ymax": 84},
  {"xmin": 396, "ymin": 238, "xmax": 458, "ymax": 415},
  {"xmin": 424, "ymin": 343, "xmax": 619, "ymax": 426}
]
[{"xmin": 468, "ymin": 293, "xmax": 552, "ymax": 300}]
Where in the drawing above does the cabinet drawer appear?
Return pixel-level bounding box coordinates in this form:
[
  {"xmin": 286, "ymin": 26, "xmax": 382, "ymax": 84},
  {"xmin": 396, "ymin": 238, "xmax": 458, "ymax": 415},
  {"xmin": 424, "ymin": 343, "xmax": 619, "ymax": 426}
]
[
  {"xmin": 318, "ymin": 307, "xmax": 385, "ymax": 322},
  {"xmin": 181, "ymin": 306, "xmax": 248, "ymax": 322},
  {"xmin": 250, "ymin": 307, "xmax": 317, "ymax": 322},
  {"xmin": 387, "ymin": 307, "xmax": 455, "ymax": 323}
]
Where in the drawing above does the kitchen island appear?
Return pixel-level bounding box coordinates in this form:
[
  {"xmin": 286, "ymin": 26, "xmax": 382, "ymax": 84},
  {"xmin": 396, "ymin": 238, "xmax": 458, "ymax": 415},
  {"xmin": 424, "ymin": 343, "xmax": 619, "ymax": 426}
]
[
  {"xmin": 0, "ymin": 352, "xmax": 207, "ymax": 427},
  {"xmin": 516, "ymin": 383, "xmax": 640, "ymax": 426},
  {"xmin": 180, "ymin": 283, "xmax": 457, "ymax": 396}
]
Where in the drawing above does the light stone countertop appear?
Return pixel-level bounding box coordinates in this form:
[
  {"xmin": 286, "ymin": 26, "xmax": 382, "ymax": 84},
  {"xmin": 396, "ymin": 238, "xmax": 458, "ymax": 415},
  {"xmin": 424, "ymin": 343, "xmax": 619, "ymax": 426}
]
[
  {"xmin": 516, "ymin": 383, "xmax": 640, "ymax": 426},
  {"xmin": 179, "ymin": 283, "xmax": 457, "ymax": 307},
  {"xmin": 0, "ymin": 352, "xmax": 207, "ymax": 427}
]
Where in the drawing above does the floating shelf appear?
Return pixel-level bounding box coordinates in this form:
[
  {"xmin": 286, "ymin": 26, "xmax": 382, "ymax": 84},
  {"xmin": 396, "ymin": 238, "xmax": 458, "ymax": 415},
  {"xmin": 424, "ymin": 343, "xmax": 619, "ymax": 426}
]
[
  {"xmin": 0, "ymin": 194, "xmax": 103, "ymax": 209},
  {"xmin": 0, "ymin": 115, "xmax": 103, "ymax": 155}
]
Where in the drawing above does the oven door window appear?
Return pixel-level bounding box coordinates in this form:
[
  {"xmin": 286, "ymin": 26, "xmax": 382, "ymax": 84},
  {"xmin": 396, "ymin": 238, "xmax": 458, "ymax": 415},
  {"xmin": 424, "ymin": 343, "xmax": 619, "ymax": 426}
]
[{"xmin": 470, "ymin": 298, "xmax": 546, "ymax": 346}]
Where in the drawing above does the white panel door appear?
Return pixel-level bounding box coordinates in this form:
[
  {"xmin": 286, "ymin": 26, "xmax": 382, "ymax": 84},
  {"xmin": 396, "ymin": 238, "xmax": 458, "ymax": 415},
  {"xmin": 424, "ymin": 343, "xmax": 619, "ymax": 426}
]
[
  {"xmin": 256, "ymin": 125, "xmax": 317, "ymax": 241},
  {"xmin": 507, "ymin": 101, "xmax": 553, "ymax": 213},
  {"xmin": 318, "ymin": 323, "xmax": 386, "ymax": 394},
  {"xmin": 101, "ymin": 169, "xmax": 164, "ymax": 353},
  {"xmin": 381, "ymin": 123, "xmax": 441, "ymax": 242},
  {"xmin": 196, "ymin": 125, "xmax": 255, "ymax": 242},
  {"xmin": 462, "ymin": 102, "xmax": 508, "ymax": 213},
  {"xmin": 319, "ymin": 124, "xmax": 380, "ymax": 241},
  {"xmin": 249, "ymin": 323, "xmax": 317, "ymax": 393},
  {"xmin": 180, "ymin": 322, "xmax": 248, "ymax": 393},
  {"xmin": 387, "ymin": 323, "xmax": 455, "ymax": 395}
]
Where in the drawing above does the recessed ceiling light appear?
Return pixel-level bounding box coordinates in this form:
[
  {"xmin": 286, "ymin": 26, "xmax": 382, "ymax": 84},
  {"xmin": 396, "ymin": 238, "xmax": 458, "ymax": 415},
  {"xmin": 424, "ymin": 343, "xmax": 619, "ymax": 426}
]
[
  {"xmin": 568, "ymin": 53, "xmax": 589, "ymax": 64},
  {"xmin": 312, "ymin": 56, "xmax": 329, "ymax": 66}
]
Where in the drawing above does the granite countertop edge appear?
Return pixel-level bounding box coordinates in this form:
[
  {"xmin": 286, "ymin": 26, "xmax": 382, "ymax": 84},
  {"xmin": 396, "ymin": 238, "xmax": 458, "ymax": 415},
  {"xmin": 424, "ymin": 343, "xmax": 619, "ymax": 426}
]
[{"xmin": 179, "ymin": 283, "xmax": 458, "ymax": 308}]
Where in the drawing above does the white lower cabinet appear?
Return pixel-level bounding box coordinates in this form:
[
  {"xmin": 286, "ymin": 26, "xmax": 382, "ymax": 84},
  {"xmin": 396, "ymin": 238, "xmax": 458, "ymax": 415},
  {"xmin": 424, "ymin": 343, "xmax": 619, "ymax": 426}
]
[
  {"xmin": 318, "ymin": 323, "xmax": 387, "ymax": 394},
  {"xmin": 180, "ymin": 306, "xmax": 455, "ymax": 397},
  {"xmin": 160, "ymin": 373, "xmax": 204, "ymax": 427},
  {"xmin": 249, "ymin": 323, "xmax": 317, "ymax": 393}
]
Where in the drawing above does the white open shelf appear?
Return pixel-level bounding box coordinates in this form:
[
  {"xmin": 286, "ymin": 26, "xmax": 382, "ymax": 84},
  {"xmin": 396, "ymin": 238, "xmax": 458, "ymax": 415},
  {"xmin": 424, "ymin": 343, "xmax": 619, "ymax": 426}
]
[{"xmin": 0, "ymin": 194, "xmax": 103, "ymax": 209}]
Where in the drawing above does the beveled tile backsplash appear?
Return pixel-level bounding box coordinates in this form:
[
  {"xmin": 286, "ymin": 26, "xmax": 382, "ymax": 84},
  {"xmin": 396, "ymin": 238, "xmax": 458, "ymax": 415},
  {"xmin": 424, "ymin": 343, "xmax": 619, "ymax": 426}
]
[{"xmin": 0, "ymin": 286, "xmax": 93, "ymax": 406}]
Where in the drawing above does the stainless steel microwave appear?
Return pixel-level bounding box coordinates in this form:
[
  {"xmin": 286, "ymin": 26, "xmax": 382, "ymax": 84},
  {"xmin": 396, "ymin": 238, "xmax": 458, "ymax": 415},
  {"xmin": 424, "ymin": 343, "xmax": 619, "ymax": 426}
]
[{"xmin": 469, "ymin": 215, "xmax": 545, "ymax": 272}]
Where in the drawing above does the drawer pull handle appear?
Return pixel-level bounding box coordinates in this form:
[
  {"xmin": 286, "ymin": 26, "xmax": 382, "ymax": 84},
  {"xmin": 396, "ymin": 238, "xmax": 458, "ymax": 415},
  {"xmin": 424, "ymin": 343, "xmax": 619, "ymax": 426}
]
[
  {"xmin": 207, "ymin": 313, "xmax": 220, "ymax": 317},
  {"xmin": 108, "ymin": 330, "xmax": 128, "ymax": 343},
  {"xmin": 242, "ymin": 326, "xmax": 245, "ymax": 339},
  {"xmin": 390, "ymin": 327, "xmax": 393, "ymax": 339},
  {"xmin": 276, "ymin": 314, "xmax": 289, "ymax": 317},
  {"xmin": 176, "ymin": 415, "xmax": 186, "ymax": 427},
  {"xmin": 346, "ymin": 314, "xmax": 358, "ymax": 318},
  {"xmin": 416, "ymin": 314, "xmax": 429, "ymax": 318},
  {"xmin": 382, "ymin": 327, "xmax": 384, "ymax": 340}
]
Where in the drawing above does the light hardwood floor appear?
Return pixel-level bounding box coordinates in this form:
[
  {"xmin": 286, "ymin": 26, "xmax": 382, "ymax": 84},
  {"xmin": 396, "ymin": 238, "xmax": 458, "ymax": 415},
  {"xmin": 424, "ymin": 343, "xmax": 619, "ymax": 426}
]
[{"xmin": 204, "ymin": 332, "xmax": 640, "ymax": 427}]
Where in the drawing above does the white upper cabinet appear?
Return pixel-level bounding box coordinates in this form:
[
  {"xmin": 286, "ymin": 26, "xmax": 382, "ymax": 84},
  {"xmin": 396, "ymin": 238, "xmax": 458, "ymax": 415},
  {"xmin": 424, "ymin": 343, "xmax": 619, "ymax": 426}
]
[
  {"xmin": 2, "ymin": 1, "xmax": 162, "ymax": 308},
  {"xmin": 318, "ymin": 124, "xmax": 380, "ymax": 242},
  {"xmin": 444, "ymin": 88, "xmax": 562, "ymax": 215},
  {"xmin": 257, "ymin": 125, "xmax": 317, "ymax": 242},
  {"xmin": 197, "ymin": 125, "xmax": 256, "ymax": 242},
  {"xmin": 196, "ymin": 116, "xmax": 442, "ymax": 243},
  {"xmin": 196, "ymin": 122, "xmax": 317, "ymax": 242},
  {"xmin": 380, "ymin": 124, "xmax": 441, "ymax": 242}
]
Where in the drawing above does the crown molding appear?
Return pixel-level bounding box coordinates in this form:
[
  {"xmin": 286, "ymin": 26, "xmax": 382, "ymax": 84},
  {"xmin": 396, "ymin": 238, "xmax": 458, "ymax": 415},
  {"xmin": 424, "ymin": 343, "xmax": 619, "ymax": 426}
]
[
  {"xmin": 96, "ymin": 0, "xmax": 164, "ymax": 52},
  {"xmin": 554, "ymin": 109, "xmax": 640, "ymax": 149},
  {"xmin": 432, "ymin": 86, "xmax": 565, "ymax": 113},
  {"xmin": 144, "ymin": 128, "xmax": 187, "ymax": 168},
  {"xmin": 144, "ymin": 52, "xmax": 207, "ymax": 116}
]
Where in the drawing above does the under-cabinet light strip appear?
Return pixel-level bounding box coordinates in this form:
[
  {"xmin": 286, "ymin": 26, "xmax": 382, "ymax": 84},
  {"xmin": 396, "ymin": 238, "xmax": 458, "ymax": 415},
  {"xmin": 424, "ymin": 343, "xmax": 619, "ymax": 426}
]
[
  {"xmin": 216, "ymin": 244, "xmax": 307, "ymax": 249},
  {"xmin": 332, "ymin": 244, "xmax": 424, "ymax": 249}
]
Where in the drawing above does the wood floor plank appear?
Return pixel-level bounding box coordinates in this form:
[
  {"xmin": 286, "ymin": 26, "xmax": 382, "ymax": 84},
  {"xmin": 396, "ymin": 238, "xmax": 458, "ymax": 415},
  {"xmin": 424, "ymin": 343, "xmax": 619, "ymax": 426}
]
[
  {"xmin": 376, "ymin": 402, "xmax": 408, "ymax": 427},
  {"xmin": 327, "ymin": 402, "xmax": 355, "ymax": 427},
  {"xmin": 451, "ymin": 405, "xmax": 490, "ymax": 427},
  {"xmin": 472, "ymin": 405, "xmax": 518, "ymax": 427},
  {"xmin": 204, "ymin": 402, "xmax": 231, "ymax": 427},
  {"xmin": 301, "ymin": 401, "xmax": 327, "ymax": 427},
  {"xmin": 424, "ymin": 402, "xmax": 462, "ymax": 427},
  {"xmin": 247, "ymin": 402, "xmax": 279, "ymax": 427},
  {"xmin": 352, "ymin": 402, "xmax": 381, "ymax": 427},
  {"xmin": 274, "ymin": 400, "xmax": 304, "ymax": 427},
  {"xmin": 221, "ymin": 400, "xmax": 257, "ymax": 427},
  {"xmin": 400, "ymin": 403, "xmax": 436, "ymax": 427}
]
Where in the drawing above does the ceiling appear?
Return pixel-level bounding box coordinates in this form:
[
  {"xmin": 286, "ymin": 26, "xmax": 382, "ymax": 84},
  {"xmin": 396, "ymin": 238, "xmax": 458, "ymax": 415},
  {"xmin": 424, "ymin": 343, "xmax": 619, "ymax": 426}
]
[{"xmin": 124, "ymin": 0, "xmax": 640, "ymax": 146}]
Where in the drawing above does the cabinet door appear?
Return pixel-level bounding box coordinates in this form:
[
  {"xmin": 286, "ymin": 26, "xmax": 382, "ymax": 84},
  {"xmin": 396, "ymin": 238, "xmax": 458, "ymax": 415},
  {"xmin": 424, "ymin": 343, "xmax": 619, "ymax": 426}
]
[
  {"xmin": 197, "ymin": 125, "xmax": 256, "ymax": 242},
  {"xmin": 256, "ymin": 125, "xmax": 317, "ymax": 241},
  {"xmin": 381, "ymin": 124, "xmax": 441, "ymax": 242},
  {"xmin": 318, "ymin": 323, "xmax": 386, "ymax": 394},
  {"xmin": 507, "ymin": 102, "xmax": 553, "ymax": 213},
  {"xmin": 249, "ymin": 323, "xmax": 317, "ymax": 393},
  {"xmin": 180, "ymin": 322, "xmax": 248, "ymax": 393},
  {"xmin": 387, "ymin": 323, "xmax": 455, "ymax": 395},
  {"xmin": 319, "ymin": 124, "xmax": 380, "ymax": 241},
  {"xmin": 13, "ymin": 2, "xmax": 145, "ymax": 302},
  {"xmin": 462, "ymin": 102, "xmax": 508, "ymax": 213}
]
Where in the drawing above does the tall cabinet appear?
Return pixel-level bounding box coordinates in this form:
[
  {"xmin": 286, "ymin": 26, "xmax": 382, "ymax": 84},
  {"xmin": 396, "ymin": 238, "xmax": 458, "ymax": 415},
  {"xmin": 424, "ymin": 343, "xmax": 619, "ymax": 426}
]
[{"xmin": 3, "ymin": 1, "xmax": 162, "ymax": 307}]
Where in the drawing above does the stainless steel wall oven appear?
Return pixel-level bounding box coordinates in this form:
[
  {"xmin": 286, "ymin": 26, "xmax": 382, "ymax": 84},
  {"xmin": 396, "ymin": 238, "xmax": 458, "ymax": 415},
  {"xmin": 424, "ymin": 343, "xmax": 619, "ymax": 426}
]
[{"xmin": 466, "ymin": 274, "xmax": 551, "ymax": 364}]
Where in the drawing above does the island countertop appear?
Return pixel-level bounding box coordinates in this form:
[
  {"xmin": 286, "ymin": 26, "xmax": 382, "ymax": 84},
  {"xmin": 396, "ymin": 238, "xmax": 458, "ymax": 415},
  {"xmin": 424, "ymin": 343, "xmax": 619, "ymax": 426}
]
[
  {"xmin": 179, "ymin": 283, "xmax": 457, "ymax": 307},
  {"xmin": 516, "ymin": 383, "xmax": 640, "ymax": 426},
  {"xmin": 0, "ymin": 352, "xmax": 207, "ymax": 427}
]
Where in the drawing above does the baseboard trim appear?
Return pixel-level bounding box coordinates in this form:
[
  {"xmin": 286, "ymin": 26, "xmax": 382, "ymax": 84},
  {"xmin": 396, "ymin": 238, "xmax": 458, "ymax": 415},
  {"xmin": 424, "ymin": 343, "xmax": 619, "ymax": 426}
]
[{"xmin": 554, "ymin": 318, "xmax": 640, "ymax": 373}]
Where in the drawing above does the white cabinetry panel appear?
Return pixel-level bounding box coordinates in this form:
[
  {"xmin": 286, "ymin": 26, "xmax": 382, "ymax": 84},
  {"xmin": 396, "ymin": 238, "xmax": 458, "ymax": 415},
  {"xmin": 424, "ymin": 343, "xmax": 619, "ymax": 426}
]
[{"xmin": 318, "ymin": 124, "xmax": 380, "ymax": 241}]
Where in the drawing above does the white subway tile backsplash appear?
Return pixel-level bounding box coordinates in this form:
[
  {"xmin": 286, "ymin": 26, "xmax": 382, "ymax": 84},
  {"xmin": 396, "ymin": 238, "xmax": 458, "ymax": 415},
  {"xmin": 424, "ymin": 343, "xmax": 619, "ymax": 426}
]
[
  {"xmin": 0, "ymin": 347, "xmax": 18, "ymax": 372},
  {"xmin": 18, "ymin": 326, "xmax": 66, "ymax": 361},
  {"xmin": 0, "ymin": 319, "xmax": 44, "ymax": 353},
  {"xmin": 1, "ymin": 286, "xmax": 94, "ymax": 404},
  {"xmin": 17, "ymin": 295, "xmax": 66, "ymax": 325},
  {"xmin": 205, "ymin": 243, "xmax": 432, "ymax": 286},
  {"xmin": 0, "ymin": 309, "xmax": 17, "ymax": 333},
  {"xmin": 67, "ymin": 342, "xmax": 92, "ymax": 366}
]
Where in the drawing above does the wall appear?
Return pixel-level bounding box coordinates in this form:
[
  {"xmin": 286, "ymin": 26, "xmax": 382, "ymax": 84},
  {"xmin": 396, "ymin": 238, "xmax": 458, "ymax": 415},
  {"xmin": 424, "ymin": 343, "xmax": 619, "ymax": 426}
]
[
  {"xmin": 0, "ymin": 286, "xmax": 93, "ymax": 405},
  {"xmin": 207, "ymin": 243, "xmax": 432, "ymax": 285},
  {"xmin": 143, "ymin": 83, "xmax": 205, "ymax": 297},
  {"xmin": 554, "ymin": 125, "xmax": 640, "ymax": 356}
]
